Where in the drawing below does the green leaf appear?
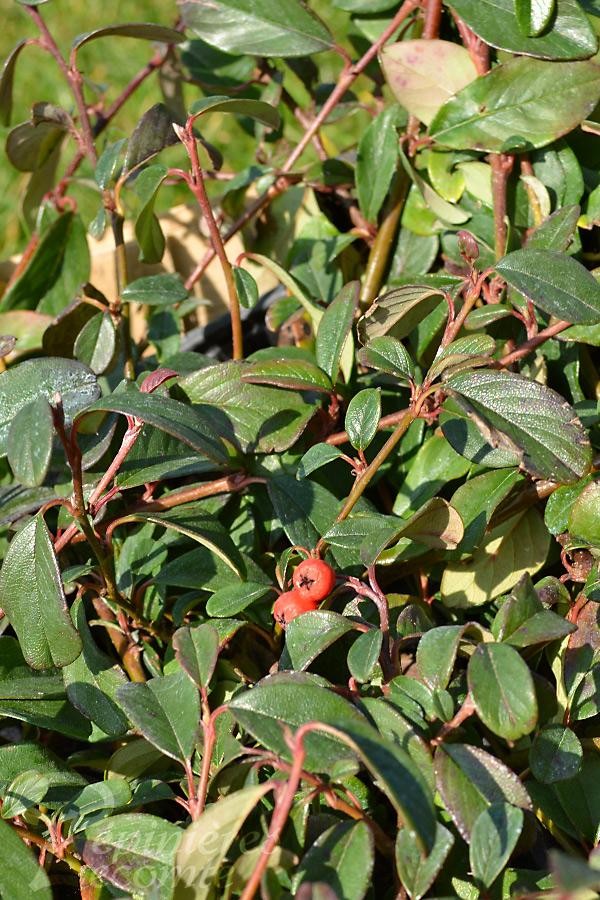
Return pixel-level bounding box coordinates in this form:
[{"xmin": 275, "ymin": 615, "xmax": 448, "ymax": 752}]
[
  {"xmin": 297, "ymin": 443, "xmax": 343, "ymax": 479},
  {"xmin": 401, "ymin": 148, "xmax": 471, "ymax": 227},
  {"xmin": 179, "ymin": 0, "xmax": 334, "ymax": 57},
  {"xmin": 450, "ymin": 468, "xmax": 524, "ymax": 553},
  {"xmin": 74, "ymin": 312, "xmax": 117, "ymax": 375},
  {"xmin": 442, "ymin": 509, "xmax": 550, "ymax": 608},
  {"xmin": 0, "ymin": 739, "xmax": 86, "ymax": 805},
  {"xmin": 347, "ymin": 629, "xmax": 382, "ymax": 683},
  {"xmin": 357, "ymin": 335, "xmax": 415, "ymax": 382},
  {"xmin": 468, "ymin": 642, "xmax": 538, "ymax": 740},
  {"xmin": 449, "ymin": 0, "xmax": 597, "ymax": 59},
  {"xmin": 416, "ymin": 625, "xmax": 464, "ymax": 692},
  {"xmin": 430, "ymin": 57, "xmax": 600, "ymax": 153},
  {"xmin": 426, "ymin": 334, "xmax": 496, "ymax": 382},
  {"xmin": 63, "ymin": 779, "xmax": 132, "ymax": 833},
  {"xmin": 515, "ymin": 0, "xmax": 556, "ymax": 35},
  {"xmin": 6, "ymin": 121, "xmax": 65, "ymax": 173},
  {"xmin": 7, "ymin": 396, "xmax": 53, "ymax": 487},
  {"xmin": 62, "ymin": 598, "xmax": 129, "ymax": 739},
  {"xmin": 447, "ymin": 369, "xmax": 592, "ymax": 482},
  {"xmin": 232, "ymin": 266, "xmax": 259, "ymax": 309},
  {"xmin": 86, "ymin": 386, "xmax": 228, "ymax": 465},
  {"xmin": 440, "ymin": 395, "xmax": 523, "ymax": 469},
  {"xmin": 241, "ymin": 358, "xmax": 333, "ymax": 392},
  {"xmin": 527, "ymin": 204, "xmax": 581, "ymax": 251},
  {"xmin": 470, "ymin": 803, "xmax": 524, "ymax": 888},
  {"xmin": 116, "ymin": 669, "xmax": 200, "ymax": 762},
  {"xmin": 434, "ymin": 743, "xmax": 531, "ymax": 841},
  {"xmin": 316, "ymin": 281, "xmax": 359, "ymax": 382},
  {"xmin": 0, "ymin": 515, "xmax": 82, "ymax": 669},
  {"xmin": 356, "ymin": 107, "xmax": 398, "ymax": 222},
  {"xmin": 395, "ymin": 823, "xmax": 454, "ymax": 900},
  {"xmin": 133, "ymin": 163, "xmax": 168, "ymax": 264},
  {"xmin": 1, "ymin": 770, "xmax": 50, "ymax": 818},
  {"xmin": 0, "ymin": 818, "xmax": 52, "ymax": 898},
  {"xmin": 124, "ymin": 103, "xmax": 180, "ymax": 172},
  {"xmin": 345, "ymin": 388, "xmax": 381, "ymax": 451},
  {"xmin": 283, "ymin": 610, "xmax": 355, "ymax": 670},
  {"xmin": 189, "ymin": 95, "xmax": 280, "ymax": 130},
  {"xmin": 0, "ymin": 41, "xmax": 27, "ymax": 126},
  {"xmin": 394, "ymin": 433, "xmax": 471, "ymax": 517},
  {"xmin": 179, "ymin": 361, "xmax": 318, "ymax": 453},
  {"xmin": 73, "ymin": 22, "xmax": 184, "ymax": 51},
  {"xmin": 0, "ymin": 357, "xmax": 98, "ymax": 457},
  {"xmin": 568, "ymin": 482, "xmax": 600, "ymax": 545},
  {"xmin": 358, "ymin": 284, "xmax": 445, "ymax": 342},
  {"xmin": 496, "ymin": 248, "xmax": 600, "ymax": 324},
  {"xmin": 174, "ymin": 784, "xmax": 272, "ymax": 899},
  {"xmin": 121, "ymin": 274, "xmax": 189, "ymax": 306},
  {"xmin": 293, "ymin": 821, "xmax": 374, "ymax": 899},
  {"xmin": 205, "ymin": 581, "xmax": 273, "ymax": 616},
  {"xmin": 81, "ymin": 813, "xmax": 181, "ymax": 897},
  {"xmin": 0, "ymin": 213, "xmax": 90, "ymax": 313},
  {"xmin": 530, "ymin": 725, "xmax": 583, "ymax": 783},
  {"xmin": 95, "ymin": 138, "xmax": 127, "ymax": 190},
  {"xmin": 228, "ymin": 673, "xmax": 363, "ymax": 775},
  {"xmin": 381, "ymin": 39, "xmax": 477, "ymax": 126},
  {"xmin": 173, "ymin": 623, "xmax": 220, "ymax": 690}
]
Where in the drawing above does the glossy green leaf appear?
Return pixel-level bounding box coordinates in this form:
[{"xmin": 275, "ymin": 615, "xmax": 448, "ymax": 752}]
[
  {"xmin": 447, "ymin": 369, "xmax": 592, "ymax": 482},
  {"xmin": 316, "ymin": 281, "xmax": 359, "ymax": 382},
  {"xmin": 190, "ymin": 95, "xmax": 280, "ymax": 130},
  {"xmin": 395, "ymin": 823, "xmax": 454, "ymax": 900},
  {"xmin": 345, "ymin": 388, "xmax": 381, "ymax": 451},
  {"xmin": 95, "ymin": 138, "xmax": 127, "ymax": 190},
  {"xmin": 515, "ymin": 0, "xmax": 556, "ymax": 35},
  {"xmin": 394, "ymin": 433, "xmax": 471, "ymax": 517},
  {"xmin": 468, "ymin": 642, "xmax": 538, "ymax": 740},
  {"xmin": 426, "ymin": 334, "xmax": 496, "ymax": 382},
  {"xmin": 86, "ymin": 386, "xmax": 228, "ymax": 464},
  {"xmin": 356, "ymin": 107, "xmax": 398, "ymax": 222},
  {"xmin": 434, "ymin": 743, "xmax": 531, "ymax": 841},
  {"xmin": 400, "ymin": 149, "xmax": 471, "ymax": 226},
  {"xmin": 5, "ymin": 121, "xmax": 65, "ymax": 173},
  {"xmin": 0, "ymin": 213, "xmax": 90, "ymax": 313},
  {"xmin": 6, "ymin": 396, "xmax": 53, "ymax": 487},
  {"xmin": 0, "ymin": 515, "xmax": 82, "ymax": 669},
  {"xmin": 347, "ymin": 629, "xmax": 382, "ymax": 683},
  {"xmin": 116, "ymin": 669, "xmax": 200, "ymax": 762},
  {"xmin": 416, "ymin": 625, "xmax": 464, "ymax": 692},
  {"xmin": 283, "ymin": 610, "xmax": 355, "ymax": 670},
  {"xmin": 174, "ymin": 784, "xmax": 272, "ymax": 899},
  {"xmin": 293, "ymin": 821, "xmax": 374, "ymax": 899},
  {"xmin": 63, "ymin": 779, "xmax": 132, "ymax": 833},
  {"xmin": 179, "ymin": 0, "xmax": 334, "ymax": 57},
  {"xmin": 470, "ymin": 803, "xmax": 524, "ymax": 888},
  {"xmin": 297, "ymin": 443, "xmax": 343, "ymax": 479},
  {"xmin": 179, "ymin": 361, "xmax": 318, "ymax": 453},
  {"xmin": 440, "ymin": 395, "xmax": 523, "ymax": 470},
  {"xmin": 133, "ymin": 164, "xmax": 168, "ymax": 264},
  {"xmin": 526, "ymin": 204, "xmax": 581, "ymax": 251},
  {"xmin": 241, "ymin": 358, "xmax": 332, "ymax": 392},
  {"xmin": 0, "ymin": 818, "xmax": 52, "ymax": 898},
  {"xmin": 205, "ymin": 581, "xmax": 273, "ymax": 616},
  {"xmin": 358, "ymin": 335, "xmax": 415, "ymax": 382},
  {"xmin": 568, "ymin": 482, "xmax": 600, "ymax": 545},
  {"xmin": 381, "ymin": 39, "xmax": 477, "ymax": 126},
  {"xmin": 121, "ymin": 274, "xmax": 189, "ymax": 306},
  {"xmin": 449, "ymin": 0, "xmax": 597, "ymax": 59},
  {"xmin": 1, "ymin": 770, "xmax": 50, "ymax": 819},
  {"xmin": 430, "ymin": 58, "xmax": 600, "ymax": 152},
  {"xmin": 450, "ymin": 468, "xmax": 524, "ymax": 553},
  {"xmin": 530, "ymin": 725, "xmax": 583, "ymax": 783},
  {"xmin": 124, "ymin": 103, "xmax": 180, "ymax": 172},
  {"xmin": 496, "ymin": 248, "xmax": 600, "ymax": 324},
  {"xmin": 0, "ymin": 41, "xmax": 27, "ymax": 126},
  {"xmin": 73, "ymin": 22, "xmax": 184, "ymax": 51},
  {"xmin": 358, "ymin": 284, "xmax": 444, "ymax": 342},
  {"xmin": 74, "ymin": 312, "xmax": 117, "ymax": 375},
  {"xmin": 232, "ymin": 266, "xmax": 259, "ymax": 309},
  {"xmin": 81, "ymin": 814, "xmax": 181, "ymax": 897},
  {"xmin": 173, "ymin": 623, "xmax": 220, "ymax": 689}
]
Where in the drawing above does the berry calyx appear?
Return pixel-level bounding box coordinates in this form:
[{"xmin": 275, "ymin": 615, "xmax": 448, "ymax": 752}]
[
  {"xmin": 292, "ymin": 558, "xmax": 336, "ymax": 603},
  {"xmin": 273, "ymin": 590, "xmax": 317, "ymax": 626}
]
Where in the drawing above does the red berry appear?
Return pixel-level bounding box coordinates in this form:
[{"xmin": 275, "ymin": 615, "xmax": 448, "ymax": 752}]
[
  {"xmin": 273, "ymin": 590, "xmax": 317, "ymax": 626},
  {"xmin": 292, "ymin": 558, "xmax": 336, "ymax": 603}
]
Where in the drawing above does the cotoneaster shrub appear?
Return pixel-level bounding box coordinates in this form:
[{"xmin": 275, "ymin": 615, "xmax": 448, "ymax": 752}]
[{"xmin": 0, "ymin": 0, "xmax": 599, "ymax": 897}]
